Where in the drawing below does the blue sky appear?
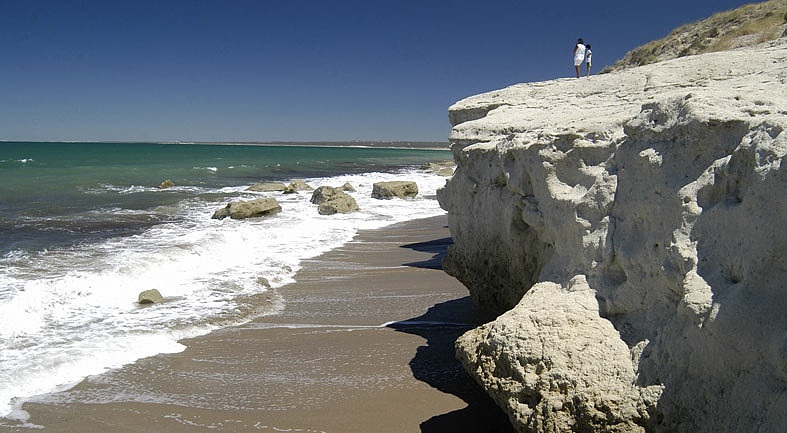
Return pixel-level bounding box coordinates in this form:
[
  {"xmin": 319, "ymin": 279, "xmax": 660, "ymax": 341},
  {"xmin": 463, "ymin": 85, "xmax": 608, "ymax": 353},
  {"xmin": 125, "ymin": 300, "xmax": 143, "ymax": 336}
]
[{"xmin": 0, "ymin": 0, "xmax": 756, "ymax": 142}]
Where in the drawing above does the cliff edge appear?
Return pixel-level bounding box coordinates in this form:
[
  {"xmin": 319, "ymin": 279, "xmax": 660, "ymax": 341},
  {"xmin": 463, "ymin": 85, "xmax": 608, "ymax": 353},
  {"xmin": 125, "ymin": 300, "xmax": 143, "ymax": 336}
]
[{"xmin": 438, "ymin": 39, "xmax": 787, "ymax": 432}]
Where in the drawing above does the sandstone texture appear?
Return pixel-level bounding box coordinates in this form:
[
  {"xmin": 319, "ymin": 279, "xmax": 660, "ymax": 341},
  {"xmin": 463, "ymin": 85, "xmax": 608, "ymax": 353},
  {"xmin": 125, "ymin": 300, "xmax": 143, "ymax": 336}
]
[
  {"xmin": 211, "ymin": 197, "xmax": 282, "ymax": 220},
  {"xmin": 439, "ymin": 40, "xmax": 787, "ymax": 433}
]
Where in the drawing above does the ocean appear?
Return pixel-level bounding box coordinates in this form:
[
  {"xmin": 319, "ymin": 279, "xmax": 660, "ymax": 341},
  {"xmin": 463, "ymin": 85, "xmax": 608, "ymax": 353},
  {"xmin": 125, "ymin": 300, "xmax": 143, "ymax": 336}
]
[{"xmin": 0, "ymin": 141, "xmax": 452, "ymax": 420}]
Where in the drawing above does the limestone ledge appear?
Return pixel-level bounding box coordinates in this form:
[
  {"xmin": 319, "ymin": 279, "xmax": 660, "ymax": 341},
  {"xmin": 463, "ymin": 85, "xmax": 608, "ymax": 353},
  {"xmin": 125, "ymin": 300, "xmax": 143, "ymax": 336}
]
[{"xmin": 438, "ymin": 40, "xmax": 787, "ymax": 433}]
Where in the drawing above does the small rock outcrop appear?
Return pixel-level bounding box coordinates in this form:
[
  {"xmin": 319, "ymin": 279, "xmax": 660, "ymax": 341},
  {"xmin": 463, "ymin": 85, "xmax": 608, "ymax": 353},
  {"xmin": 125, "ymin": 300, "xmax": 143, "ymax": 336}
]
[
  {"xmin": 440, "ymin": 40, "xmax": 787, "ymax": 433},
  {"xmin": 421, "ymin": 160, "xmax": 455, "ymax": 176},
  {"xmin": 310, "ymin": 186, "xmax": 359, "ymax": 215},
  {"xmin": 246, "ymin": 182, "xmax": 287, "ymax": 192},
  {"xmin": 283, "ymin": 179, "xmax": 313, "ymax": 194},
  {"xmin": 371, "ymin": 181, "xmax": 418, "ymax": 199},
  {"xmin": 158, "ymin": 179, "xmax": 175, "ymax": 189},
  {"xmin": 212, "ymin": 197, "xmax": 282, "ymax": 220},
  {"xmin": 341, "ymin": 182, "xmax": 356, "ymax": 192},
  {"xmin": 138, "ymin": 289, "xmax": 164, "ymax": 304}
]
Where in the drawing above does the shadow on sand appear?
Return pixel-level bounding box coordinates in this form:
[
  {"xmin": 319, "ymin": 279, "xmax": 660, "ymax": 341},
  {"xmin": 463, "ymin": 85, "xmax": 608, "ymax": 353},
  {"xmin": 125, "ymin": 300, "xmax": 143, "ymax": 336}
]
[
  {"xmin": 388, "ymin": 237, "xmax": 514, "ymax": 433},
  {"xmin": 400, "ymin": 236, "xmax": 453, "ymax": 270}
]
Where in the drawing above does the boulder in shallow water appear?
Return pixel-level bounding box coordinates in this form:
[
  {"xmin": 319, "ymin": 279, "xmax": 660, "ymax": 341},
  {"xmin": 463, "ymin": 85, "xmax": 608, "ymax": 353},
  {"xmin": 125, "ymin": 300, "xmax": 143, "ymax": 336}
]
[
  {"xmin": 283, "ymin": 179, "xmax": 314, "ymax": 194},
  {"xmin": 371, "ymin": 181, "xmax": 418, "ymax": 199},
  {"xmin": 138, "ymin": 289, "xmax": 164, "ymax": 304},
  {"xmin": 158, "ymin": 179, "xmax": 175, "ymax": 189},
  {"xmin": 442, "ymin": 40, "xmax": 787, "ymax": 433},
  {"xmin": 309, "ymin": 185, "xmax": 338, "ymax": 204},
  {"xmin": 246, "ymin": 182, "xmax": 287, "ymax": 192},
  {"xmin": 310, "ymin": 186, "xmax": 359, "ymax": 215},
  {"xmin": 318, "ymin": 199, "xmax": 358, "ymax": 215},
  {"xmin": 212, "ymin": 197, "xmax": 282, "ymax": 220},
  {"xmin": 421, "ymin": 160, "xmax": 455, "ymax": 176}
]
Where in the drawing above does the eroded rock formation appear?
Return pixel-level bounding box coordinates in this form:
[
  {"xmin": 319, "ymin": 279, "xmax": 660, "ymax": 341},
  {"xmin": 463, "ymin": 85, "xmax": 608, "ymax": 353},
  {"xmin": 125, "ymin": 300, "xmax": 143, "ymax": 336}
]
[
  {"xmin": 310, "ymin": 185, "xmax": 360, "ymax": 215},
  {"xmin": 439, "ymin": 40, "xmax": 787, "ymax": 433},
  {"xmin": 283, "ymin": 179, "xmax": 314, "ymax": 194},
  {"xmin": 246, "ymin": 182, "xmax": 288, "ymax": 192},
  {"xmin": 421, "ymin": 160, "xmax": 455, "ymax": 176},
  {"xmin": 211, "ymin": 197, "xmax": 282, "ymax": 220},
  {"xmin": 371, "ymin": 181, "xmax": 419, "ymax": 200}
]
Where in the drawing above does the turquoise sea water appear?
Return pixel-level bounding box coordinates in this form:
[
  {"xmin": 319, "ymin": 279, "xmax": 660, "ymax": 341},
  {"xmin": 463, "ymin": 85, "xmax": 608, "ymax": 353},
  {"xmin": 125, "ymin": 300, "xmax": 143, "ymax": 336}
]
[
  {"xmin": 0, "ymin": 142, "xmax": 449, "ymax": 253},
  {"xmin": 0, "ymin": 141, "xmax": 452, "ymax": 419}
]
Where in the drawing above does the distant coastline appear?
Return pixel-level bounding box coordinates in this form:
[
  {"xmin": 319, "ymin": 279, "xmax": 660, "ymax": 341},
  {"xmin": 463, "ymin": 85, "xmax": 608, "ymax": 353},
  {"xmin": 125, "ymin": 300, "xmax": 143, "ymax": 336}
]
[
  {"xmin": 188, "ymin": 141, "xmax": 451, "ymax": 150},
  {"xmin": 0, "ymin": 140, "xmax": 450, "ymax": 151}
]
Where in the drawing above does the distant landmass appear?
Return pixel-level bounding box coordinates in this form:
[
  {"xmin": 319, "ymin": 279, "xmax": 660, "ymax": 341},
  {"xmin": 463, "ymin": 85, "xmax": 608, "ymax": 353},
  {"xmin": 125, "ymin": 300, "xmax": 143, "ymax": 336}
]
[{"xmin": 183, "ymin": 141, "xmax": 450, "ymax": 150}]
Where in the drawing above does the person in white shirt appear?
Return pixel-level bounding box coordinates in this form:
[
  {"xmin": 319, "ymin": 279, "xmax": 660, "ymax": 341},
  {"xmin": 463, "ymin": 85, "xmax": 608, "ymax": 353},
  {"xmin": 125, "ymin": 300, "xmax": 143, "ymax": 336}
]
[
  {"xmin": 573, "ymin": 38, "xmax": 586, "ymax": 78},
  {"xmin": 586, "ymin": 44, "xmax": 593, "ymax": 76}
]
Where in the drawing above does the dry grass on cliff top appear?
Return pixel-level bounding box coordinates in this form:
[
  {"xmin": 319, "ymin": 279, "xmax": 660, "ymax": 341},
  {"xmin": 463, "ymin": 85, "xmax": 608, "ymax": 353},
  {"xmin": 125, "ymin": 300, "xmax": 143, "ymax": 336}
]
[{"xmin": 605, "ymin": 0, "xmax": 787, "ymax": 72}]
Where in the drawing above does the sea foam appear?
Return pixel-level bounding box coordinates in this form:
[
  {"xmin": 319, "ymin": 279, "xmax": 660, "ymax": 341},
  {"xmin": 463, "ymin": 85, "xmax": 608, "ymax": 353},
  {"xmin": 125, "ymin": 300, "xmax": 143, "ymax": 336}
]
[{"xmin": 0, "ymin": 168, "xmax": 448, "ymax": 417}]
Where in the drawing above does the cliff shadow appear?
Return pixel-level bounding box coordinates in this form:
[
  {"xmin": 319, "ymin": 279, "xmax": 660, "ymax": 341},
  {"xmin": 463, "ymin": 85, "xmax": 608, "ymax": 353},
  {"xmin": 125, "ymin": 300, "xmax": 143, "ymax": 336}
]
[
  {"xmin": 387, "ymin": 297, "xmax": 514, "ymax": 433},
  {"xmin": 399, "ymin": 236, "xmax": 453, "ymax": 269}
]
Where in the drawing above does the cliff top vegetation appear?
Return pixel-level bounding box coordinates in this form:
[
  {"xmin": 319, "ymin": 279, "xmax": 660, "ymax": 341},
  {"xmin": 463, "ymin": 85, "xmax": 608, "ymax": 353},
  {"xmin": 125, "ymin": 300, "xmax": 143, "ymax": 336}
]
[{"xmin": 604, "ymin": 0, "xmax": 787, "ymax": 72}]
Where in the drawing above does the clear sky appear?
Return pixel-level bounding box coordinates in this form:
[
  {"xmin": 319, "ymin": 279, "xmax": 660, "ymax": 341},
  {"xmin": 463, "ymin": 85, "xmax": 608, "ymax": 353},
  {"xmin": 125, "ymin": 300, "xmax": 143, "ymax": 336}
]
[{"xmin": 0, "ymin": 0, "xmax": 757, "ymax": 142}]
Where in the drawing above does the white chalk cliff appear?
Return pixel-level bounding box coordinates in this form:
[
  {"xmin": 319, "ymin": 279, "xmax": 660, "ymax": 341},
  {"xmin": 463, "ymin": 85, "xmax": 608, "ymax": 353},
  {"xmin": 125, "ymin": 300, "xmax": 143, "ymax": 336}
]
[{"xmin": 438, "ymin": 39, "xmax": 787, "ymax": 433}]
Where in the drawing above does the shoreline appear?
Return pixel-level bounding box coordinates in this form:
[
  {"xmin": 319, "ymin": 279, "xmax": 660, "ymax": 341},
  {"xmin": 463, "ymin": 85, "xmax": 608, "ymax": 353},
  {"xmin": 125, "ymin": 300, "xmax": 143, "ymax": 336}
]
[{"xmin": 3, "ymin": 215, "xmax": 513, "ymax": 433}]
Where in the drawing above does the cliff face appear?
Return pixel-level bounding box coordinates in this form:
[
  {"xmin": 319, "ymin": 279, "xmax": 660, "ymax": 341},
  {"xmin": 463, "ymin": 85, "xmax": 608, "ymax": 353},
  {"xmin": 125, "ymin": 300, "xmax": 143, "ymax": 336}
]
[{"xmin": 438, "ymin": 40, "xmax": 787, "ymax": 433}]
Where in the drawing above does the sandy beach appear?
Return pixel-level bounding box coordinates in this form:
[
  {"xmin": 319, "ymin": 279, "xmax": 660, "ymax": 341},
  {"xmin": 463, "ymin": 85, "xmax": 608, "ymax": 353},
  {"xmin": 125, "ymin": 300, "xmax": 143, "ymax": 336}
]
[{"xmin": 4, "ymin": 215, "xmax": 513, "ymax": 433}]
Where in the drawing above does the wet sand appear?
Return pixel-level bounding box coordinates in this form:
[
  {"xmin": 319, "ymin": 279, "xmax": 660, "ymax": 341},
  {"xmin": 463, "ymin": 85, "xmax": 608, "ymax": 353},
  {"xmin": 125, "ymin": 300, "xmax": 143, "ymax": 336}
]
[{"xmin": 3, "ymin": 215, "xmax": 513, "ymax": 433}]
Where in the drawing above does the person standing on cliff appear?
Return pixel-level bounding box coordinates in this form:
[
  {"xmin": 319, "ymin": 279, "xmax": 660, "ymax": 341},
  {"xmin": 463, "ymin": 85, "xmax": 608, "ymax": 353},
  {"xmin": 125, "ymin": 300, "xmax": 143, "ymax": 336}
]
[
  {"xmin": 586, "ymin": 44, "xmax": 593, "ymax": 76},
  {"xmin": 573, "ymin": 38, "xmax": 586, "ymax": 78}
]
